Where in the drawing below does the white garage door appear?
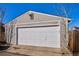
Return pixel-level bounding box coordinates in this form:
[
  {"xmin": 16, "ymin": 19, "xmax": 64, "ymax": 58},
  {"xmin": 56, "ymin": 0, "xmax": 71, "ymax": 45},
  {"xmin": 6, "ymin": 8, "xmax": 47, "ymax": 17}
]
[{"xmin": 18, "ymin": 26, "xmax": 60, "ymax": 48}]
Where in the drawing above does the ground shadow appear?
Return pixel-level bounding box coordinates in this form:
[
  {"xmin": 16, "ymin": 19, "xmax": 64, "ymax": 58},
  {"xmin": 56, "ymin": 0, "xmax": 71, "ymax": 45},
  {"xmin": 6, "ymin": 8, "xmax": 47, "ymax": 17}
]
[{"xmin": 0, "ymin": 46, "xmax": 10, "ymax": 51}]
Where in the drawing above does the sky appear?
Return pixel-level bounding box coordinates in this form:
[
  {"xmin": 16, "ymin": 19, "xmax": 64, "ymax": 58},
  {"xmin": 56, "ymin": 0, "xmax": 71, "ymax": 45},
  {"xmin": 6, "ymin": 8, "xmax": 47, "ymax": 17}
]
[{"xmin": 0, "ymin": 3, "xmax": 79, "ymax": 29}]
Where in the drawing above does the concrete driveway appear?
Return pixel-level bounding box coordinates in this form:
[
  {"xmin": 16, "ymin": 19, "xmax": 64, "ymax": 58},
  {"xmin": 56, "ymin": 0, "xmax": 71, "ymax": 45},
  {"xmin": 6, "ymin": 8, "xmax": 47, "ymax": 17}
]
[
  {"xmin": 0, "ymin": 46, "xmax": 29, "ymax": 56},
  {"xmin": 0, "ymin": 51, "xmax": 25, "ymax": 56}
]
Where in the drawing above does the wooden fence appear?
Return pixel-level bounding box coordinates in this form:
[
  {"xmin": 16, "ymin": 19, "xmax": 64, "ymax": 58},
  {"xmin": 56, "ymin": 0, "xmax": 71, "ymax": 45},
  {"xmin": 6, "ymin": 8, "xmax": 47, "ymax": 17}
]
[{"xmin": 68, "ymin": 30, "xmax": 79, "ymax": 52}]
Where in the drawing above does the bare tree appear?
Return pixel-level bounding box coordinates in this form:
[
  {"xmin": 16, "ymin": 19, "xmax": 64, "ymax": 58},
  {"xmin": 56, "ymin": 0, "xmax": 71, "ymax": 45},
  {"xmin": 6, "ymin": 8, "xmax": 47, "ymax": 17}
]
[
  {"xmin": 53, "ymin": 4, "xmax": 71, "ymax": 47},
  {"xmin": 0, "ymin": 8, "xmax": 5, "ymax": 44}
]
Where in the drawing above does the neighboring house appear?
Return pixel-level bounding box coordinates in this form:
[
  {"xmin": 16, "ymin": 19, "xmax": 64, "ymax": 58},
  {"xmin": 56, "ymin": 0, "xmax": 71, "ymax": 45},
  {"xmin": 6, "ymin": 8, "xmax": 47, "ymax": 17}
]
[{"xmin": 5, "ymin": 11, "xmax": 71, "ymax": 51}]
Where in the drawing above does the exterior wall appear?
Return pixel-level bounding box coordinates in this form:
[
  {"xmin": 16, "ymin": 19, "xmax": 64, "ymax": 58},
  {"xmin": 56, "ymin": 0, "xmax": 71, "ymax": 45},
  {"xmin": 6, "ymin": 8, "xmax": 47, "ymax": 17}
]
[
  {"xmin": 5, "ymin": 11, "xmax": 69, "ymax": 49},
  {"xmin": 13, "ymin": 13, "xmax": 60, "ymax": 45},
  {"xmin": 5, "ymin": 23, "xmax": 16, "ymax": 44},
  {"xmin": 60, "ymin": 18, "xmax": 68, "ymax": 51}
]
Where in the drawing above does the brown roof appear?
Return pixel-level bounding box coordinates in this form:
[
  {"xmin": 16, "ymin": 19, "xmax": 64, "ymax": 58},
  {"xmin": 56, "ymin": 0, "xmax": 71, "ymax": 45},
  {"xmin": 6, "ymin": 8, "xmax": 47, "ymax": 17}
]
[{"xmin": 72, "ymin": 27, "xmax": 79, "ymax": 30}]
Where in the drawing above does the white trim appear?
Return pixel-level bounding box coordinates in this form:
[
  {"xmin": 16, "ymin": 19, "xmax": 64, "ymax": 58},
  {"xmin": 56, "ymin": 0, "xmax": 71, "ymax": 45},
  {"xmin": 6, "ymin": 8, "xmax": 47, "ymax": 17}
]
[{"xmin": 28, "ymin": 11, "xmax": 71, "ymax": 20}]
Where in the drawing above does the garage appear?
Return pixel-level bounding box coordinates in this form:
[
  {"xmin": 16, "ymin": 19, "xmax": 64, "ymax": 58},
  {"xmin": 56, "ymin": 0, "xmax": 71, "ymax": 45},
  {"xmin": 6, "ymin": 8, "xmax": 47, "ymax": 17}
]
[
  {"xmin": 5, "ymin": 11, "xmax": 70, "ymax": 55},
  {"xmin": 17, "ymin": 26, "xmax": 60, "ymax": 48}
]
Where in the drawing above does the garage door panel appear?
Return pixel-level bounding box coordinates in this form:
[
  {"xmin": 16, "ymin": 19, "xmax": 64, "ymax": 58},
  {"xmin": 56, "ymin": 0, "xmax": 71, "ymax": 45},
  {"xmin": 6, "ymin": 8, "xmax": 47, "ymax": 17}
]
[{"xmin": 18, "ymin": 26, "xmax": 60, "ymax": 48}]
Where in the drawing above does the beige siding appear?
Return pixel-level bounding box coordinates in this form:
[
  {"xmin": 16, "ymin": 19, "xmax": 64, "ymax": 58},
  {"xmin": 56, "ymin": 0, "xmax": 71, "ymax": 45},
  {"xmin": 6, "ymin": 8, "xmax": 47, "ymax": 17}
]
[{"xmin": 10, "ymin": 11, "xmax": 61, "ymax": 26}]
